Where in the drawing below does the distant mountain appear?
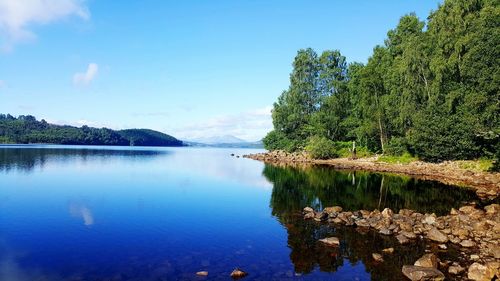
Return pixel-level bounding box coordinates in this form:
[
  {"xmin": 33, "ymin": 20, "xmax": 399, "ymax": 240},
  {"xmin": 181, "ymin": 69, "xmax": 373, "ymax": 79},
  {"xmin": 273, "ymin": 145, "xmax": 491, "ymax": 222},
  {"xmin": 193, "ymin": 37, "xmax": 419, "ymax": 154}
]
[
  {"xmin": 185, "ymin": 135, "xmax": 264, "ymax": 148},
  {"xmin": 0, "ymin": 114, "xmax": 183, "ymax": 147},
  {"xmin": 189, "ymin": 135, "xmax": 247, "ymax": 144}
]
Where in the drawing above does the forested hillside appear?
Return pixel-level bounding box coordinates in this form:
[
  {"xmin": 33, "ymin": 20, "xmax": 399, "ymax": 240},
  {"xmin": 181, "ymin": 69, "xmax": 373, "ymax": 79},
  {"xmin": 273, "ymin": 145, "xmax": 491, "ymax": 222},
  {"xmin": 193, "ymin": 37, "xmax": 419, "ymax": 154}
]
[
  {"xmin": 264, "ymin": 0, "xmax": 499, "ymax": 163},
  {"xmin": 0, "ymin": 114, "xmax": 183, "ymax": 147}
]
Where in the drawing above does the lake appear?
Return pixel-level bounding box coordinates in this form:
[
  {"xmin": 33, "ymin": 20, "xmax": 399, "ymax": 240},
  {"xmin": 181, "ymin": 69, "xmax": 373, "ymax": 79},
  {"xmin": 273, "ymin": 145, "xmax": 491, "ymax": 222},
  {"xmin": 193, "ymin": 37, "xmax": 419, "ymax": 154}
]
[{"xmin": 0, "ymin": 145, "xmax": 480, "ymax": 281}]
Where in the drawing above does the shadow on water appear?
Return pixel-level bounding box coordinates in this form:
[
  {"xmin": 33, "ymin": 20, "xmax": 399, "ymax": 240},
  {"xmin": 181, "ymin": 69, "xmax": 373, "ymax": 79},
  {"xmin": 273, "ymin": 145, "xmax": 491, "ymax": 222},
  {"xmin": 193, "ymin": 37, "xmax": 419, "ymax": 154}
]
[
  {"xmin": 265, "ymin": 164, "xmax": 479, "ymax": 280},
  {"xmin": 0, "ymin": 145, "xmax": 168, "ymax": 173}
]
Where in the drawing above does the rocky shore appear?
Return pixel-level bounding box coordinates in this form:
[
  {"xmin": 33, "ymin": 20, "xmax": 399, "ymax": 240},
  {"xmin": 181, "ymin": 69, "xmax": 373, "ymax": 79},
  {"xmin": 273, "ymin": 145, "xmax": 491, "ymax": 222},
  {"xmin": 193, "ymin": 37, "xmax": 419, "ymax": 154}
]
[
  {"xmin": 244, "ymin": 151, "xmax": 500, "ymax": 200},
  {"xmin": 303, "ymin": 204, "xmax": 500, "ymax": 281}
]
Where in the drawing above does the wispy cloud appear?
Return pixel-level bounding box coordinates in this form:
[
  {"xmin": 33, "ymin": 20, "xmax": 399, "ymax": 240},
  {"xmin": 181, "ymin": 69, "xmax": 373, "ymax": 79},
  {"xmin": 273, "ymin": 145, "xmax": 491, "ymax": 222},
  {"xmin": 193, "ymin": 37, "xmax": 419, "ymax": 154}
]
[
  {"xmin": 73, "ymin": 63, "xmax": 98, "ymax": 86},
  {"xmin": 0, "ymin": 0, "xmax": 90, "ymax": 51},
  {"xmin": 172, "ymin": 106, "xmax": 273, "ymax": 142}
]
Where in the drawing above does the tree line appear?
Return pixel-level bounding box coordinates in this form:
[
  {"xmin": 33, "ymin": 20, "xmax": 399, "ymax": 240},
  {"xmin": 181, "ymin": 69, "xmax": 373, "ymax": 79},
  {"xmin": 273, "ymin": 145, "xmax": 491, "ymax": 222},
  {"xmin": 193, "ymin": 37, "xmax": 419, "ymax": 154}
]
[
  {"xmin": 0, "ymin": 114, "xmax": 183, "ymax": 147},
  {"xmin": 264, "ymin": 0, "xmax": 499, "ymax": 163}
]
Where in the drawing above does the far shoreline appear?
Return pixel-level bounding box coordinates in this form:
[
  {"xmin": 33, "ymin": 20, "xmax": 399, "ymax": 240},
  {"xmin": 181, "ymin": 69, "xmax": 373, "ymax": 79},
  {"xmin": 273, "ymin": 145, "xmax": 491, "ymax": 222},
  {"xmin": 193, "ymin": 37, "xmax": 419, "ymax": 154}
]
[{"xmin": 244, "ymin": 150, "xmax": 500, "ymax": 201}]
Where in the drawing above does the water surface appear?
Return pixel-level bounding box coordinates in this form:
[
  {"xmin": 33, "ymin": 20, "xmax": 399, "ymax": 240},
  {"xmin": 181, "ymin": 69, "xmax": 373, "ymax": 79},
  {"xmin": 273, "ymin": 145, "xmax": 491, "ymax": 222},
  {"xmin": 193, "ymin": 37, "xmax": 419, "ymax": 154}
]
[{"xmin": 0, "ymin": 145, "xmax": 479, "ymax": 280}]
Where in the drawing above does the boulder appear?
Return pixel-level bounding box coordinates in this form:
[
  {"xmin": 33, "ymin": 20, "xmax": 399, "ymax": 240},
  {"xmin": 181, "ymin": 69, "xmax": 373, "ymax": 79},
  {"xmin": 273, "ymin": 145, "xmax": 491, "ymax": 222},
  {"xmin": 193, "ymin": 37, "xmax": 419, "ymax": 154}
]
[
  {"xmin": 427, "ymin": 228, "xmax": 448, "ymax": 243},
  {"xmin": 402, "ymin": 265, "xmax": 445, "ymax": 281},
  {"xmin": 318, "ymin": 237, "xmax": 340, "ymax": 246},
  {"xmin": 379, "ymin": 227, "xmax": 392, "ymax": 235},
  {"xmin": 381, "ymin": 208, "xmax": 393, "ymax": 218},
  {"xmin": 303, "ymin": 207, "xmax": 314, "ymax": 213},
  {"xmin": 230, "ymin": 268, "xmax": 248, "ymax": 279},
  {"xmin": 485, "ymin": 204, "xmax": 499, "ymax": 215},
  {"xmin": 467, "ymin": 262, "xmax": 496, "ymax": 281},
  {"xmin": 414, "ymin": 254, "xmax": 438, "ymax": 268},
  {"xmin": 382, "ymin": 247, "xmax": 394, "ymax": 254},
  {"xmin": 448, "ymin": 265, "xmax": 464, "ymax": 275},
  {"xmin": 422, "ymin": 214, "xmax": 436, "ymax": 225},
  {"xmin": 397, "ymin": 234, "xmax": 410, "ymax": 244},
  {"xmin": 372, "ymin": 253, "xmax": 384, "ymax": 262},
  {"xmin": 460, "ymin": 240, "xmax": 475, "ymax": 248},
  {"xmin": 324, "ymin": 206, "xmax": 343, "ymax": 214}
]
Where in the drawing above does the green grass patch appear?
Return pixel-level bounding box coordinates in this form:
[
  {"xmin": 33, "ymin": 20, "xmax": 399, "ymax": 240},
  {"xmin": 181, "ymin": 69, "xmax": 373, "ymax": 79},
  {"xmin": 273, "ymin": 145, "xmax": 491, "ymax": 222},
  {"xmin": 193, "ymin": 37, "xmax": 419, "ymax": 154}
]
[
  {"xmin": 457, "ymin": 159, "xmax": 493, "ymax": 172},
  {"xmin": 378, "ymin": 152, "xmax": 418, "ymax": 164}
]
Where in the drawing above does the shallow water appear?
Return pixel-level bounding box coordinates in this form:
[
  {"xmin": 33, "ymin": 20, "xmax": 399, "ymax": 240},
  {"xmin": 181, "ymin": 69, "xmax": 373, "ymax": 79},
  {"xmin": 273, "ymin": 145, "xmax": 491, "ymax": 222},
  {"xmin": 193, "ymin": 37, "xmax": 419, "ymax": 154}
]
[{"xmin": 0, "ymin": 145, "xmax": 479, "ymax": 280}]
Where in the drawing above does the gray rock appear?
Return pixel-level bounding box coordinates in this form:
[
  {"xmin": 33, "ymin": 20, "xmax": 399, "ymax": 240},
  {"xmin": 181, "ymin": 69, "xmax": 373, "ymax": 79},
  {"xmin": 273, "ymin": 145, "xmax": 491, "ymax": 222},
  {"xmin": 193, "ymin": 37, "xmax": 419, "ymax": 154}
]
[{"xmin": 402, "ymin": 265, "xmax": 445, "ymax": 281}]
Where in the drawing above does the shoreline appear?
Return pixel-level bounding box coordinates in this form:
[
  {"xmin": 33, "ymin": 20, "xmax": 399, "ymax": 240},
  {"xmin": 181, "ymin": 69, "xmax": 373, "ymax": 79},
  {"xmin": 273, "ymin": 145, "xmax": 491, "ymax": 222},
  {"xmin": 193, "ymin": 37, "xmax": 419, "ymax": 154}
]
[{"xmin": 243, "ymin": 151, "xmax": 500, "ymax": 201}]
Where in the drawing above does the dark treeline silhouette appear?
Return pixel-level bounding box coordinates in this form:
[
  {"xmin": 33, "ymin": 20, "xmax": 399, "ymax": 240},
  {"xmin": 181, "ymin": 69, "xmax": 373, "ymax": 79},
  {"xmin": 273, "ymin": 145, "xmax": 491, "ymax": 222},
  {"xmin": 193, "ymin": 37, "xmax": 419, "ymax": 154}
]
[{"xmin": 0, "ymin": 114, "xmax": 183, "ymax": 147}]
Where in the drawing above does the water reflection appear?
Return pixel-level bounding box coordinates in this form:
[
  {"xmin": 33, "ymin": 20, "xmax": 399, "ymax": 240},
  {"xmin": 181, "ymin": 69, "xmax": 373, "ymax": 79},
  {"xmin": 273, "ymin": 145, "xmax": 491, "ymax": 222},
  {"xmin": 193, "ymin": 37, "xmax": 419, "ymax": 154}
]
[
  {"xmin": 69, "ymin": 202, "xmax": 94, "ymax": 226},
  {"xmin": 264, "ymin": 164, "xmax": 478, "ymax": 216},
  {"xmin": 265, "ymin": 164, "xmax": 477, "ymax": 280},
  {"xmin": 0, "ymin": 145, "xmax": 167, "ymax": 173}
]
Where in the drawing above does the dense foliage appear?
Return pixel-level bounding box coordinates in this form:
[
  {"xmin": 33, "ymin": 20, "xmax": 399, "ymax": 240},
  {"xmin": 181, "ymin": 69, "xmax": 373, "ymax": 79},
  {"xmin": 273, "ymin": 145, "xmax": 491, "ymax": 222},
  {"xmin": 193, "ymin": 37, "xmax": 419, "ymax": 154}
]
[
  {"xmin": 0, "ymin": 114, "xmax": 183, "ymax": 147},
  {"xmin": 264, "ymin": 0, "xmax": 499, "ymax": 162}
]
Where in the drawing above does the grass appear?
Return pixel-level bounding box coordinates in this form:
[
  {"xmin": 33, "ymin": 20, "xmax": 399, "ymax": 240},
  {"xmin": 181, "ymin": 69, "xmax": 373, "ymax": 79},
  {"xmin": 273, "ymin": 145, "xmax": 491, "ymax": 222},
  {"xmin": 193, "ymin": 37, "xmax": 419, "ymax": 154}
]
[
  {"xmin": 456, "ymin": 159, "xmax": 493, "ymax": 172},
  {"xmin": 378, "ymin": 152, "xmax": 418, "ymax": 164}
]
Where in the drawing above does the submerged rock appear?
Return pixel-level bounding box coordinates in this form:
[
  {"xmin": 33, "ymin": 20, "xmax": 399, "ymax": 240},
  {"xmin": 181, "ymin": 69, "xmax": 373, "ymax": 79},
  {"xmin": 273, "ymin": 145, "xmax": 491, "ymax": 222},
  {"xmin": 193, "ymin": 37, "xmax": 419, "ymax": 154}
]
[
  {"xmin": 402, "ymin": 265, "xmax": 445, "ymax": 281},
  {"xmin": 230, "ymin": 268, "xmax": 248, "ymax": 279},
  {"xmin": 382, "ymin": 247, "xmax": 394, "ymax": 254},
  {"xmin": 196, "ymin": 271, "xmax": 208, "ymax": 276},
  {"xmin": 318, "ymin": 237, "xmax": 340, "ymax": 246},
  {"xmin": 414, "ymin": 253, "xmax": 438, "ymax": 268}
]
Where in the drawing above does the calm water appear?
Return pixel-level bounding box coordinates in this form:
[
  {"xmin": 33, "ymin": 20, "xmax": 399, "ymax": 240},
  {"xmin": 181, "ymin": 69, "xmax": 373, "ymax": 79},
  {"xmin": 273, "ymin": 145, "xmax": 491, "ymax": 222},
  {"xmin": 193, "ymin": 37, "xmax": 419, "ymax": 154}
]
[{"xmin": 0, "ymin": 145, "xmax": 479, "ymax": 281}]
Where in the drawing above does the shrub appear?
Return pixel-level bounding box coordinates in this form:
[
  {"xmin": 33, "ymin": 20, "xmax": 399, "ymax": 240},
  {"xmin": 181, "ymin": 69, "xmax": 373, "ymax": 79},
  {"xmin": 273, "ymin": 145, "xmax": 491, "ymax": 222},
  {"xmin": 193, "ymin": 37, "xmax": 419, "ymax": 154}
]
[
  {"xmin": 305, "ymin": 136, "xmax": 338, "ymax": 159},
  {"xmin": 385, "ymin": 137, "xmax": 408, "ymax": 156}
]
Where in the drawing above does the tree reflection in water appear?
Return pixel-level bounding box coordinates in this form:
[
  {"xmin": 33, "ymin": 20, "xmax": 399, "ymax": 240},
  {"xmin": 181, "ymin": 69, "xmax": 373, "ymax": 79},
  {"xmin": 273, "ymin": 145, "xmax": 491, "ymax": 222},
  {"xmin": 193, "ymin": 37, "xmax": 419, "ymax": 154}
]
[{"xmin": 265, "ymin": 164, "xmax": 477, "ymax": 280}]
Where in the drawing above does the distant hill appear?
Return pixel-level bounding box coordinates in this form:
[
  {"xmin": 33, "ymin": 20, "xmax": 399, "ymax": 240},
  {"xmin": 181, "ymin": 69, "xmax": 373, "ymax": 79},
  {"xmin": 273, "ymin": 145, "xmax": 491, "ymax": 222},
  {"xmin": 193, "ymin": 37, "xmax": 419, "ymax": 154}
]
[
  {"xmin": 185, "ymin": 135, "xmax": 264, "ymax": 148},
  {"xmin": 0, "ymin": 114, "xmax": 183, "ymax": 147},
  {"xmin": 189, "ymin": 135, "xmax": 246, "ymax": 144}
]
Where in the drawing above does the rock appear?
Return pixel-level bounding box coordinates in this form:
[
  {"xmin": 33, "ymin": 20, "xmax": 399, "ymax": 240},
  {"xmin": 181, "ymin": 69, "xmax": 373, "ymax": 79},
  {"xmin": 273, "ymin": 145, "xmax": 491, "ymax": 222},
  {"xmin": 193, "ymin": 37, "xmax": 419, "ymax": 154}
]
[
  {"xmin": 470, "ymin": 254, "xmax": 480, "ymax": 261},
  {"xmin": 318, "ymin": 237, "xmax": 340, "ymax": 246},
  {"xmin": 303, "ymin": 207, "xmax": 314, "ymax": 213},
  {"xmin": 196, "ymin": 271, "xmax": 208, "ymax": 276},
  {"xmin": 484, "ymin": 204, "xmax": 499, "ymax": 215},
  {"xmin": 460, "ymin": 240, "xmax": 475, "ymax": 248},
  {"xmin": 372, "ymin": 253, "xmax": 384, "ymax": 262},
  {"xmin": 382, "ymin": 247, "xmax": 394, "ymax": 254},
  {"xmin": 324, "ymin": 206, "xmax": 343, "ymax": 214},
  {"xmin": 304, "ymin": 212, "xmax": 315, "ymax": 220},
  {"xmin": 402, "ymin": 265, "xmax": 445, "ymax": 281},
  {"xmin": 230, "ymin": 268, "xmax": 248, "ymax": 279},
  {"xmin": 401, "ymin": 231, "xmax": 417, "ymax": 239},
  {"xmin": 448, "ymin": 265, "xmax": 464, "ymax": 275},
  {"xmin": 397, "ymin": 234, "xmax": 410, "ymax": 244},
  {"xmin": 427, "ymin": 228, "xmax": 448, "ymax": 243},
  {"xmin": 459, "ymin": 205, "xmax": 477, "ymax": 214},
  {"xmin": 422, "ymin": 214, "xmax": 437, "ymax": 225},
  {"xmin": 414, "ymin": 254, "xmax": 438, "ymax": 268},
  {"xmin": 381, "ymin": 208, "xmax": 393, "ymax": 218},
  {"xmin": 355, "ymin": 219, "xmax": 370, "ymax": 227},
  {"xmin": 399, "ymin": 209, "xmax": 414, "ymax": 216},
  {"xmin": 314, "ymin": 211, "xmax": 327, "ymax": 222},
  {"xmin": 379, "ymin": 227, "xmax": 392, "ymax": 235},
  {"xmin": 467, "ymin": 262, "xmax": 496, "ymax": 281},
  {"xmin": 438, "ymin": 244, "xmax": 447, "ymax": 250},
  {"xmin": 450, "ymin": 208, "xmax": 458, "ymax": 215}
]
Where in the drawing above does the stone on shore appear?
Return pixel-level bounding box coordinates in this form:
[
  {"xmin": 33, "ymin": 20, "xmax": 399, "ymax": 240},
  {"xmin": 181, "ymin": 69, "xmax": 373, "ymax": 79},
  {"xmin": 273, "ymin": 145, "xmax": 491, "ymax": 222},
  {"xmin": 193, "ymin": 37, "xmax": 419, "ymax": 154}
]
[
  {"xmin": 402, "ymin": 265, "xmax": 444, "ymax": 281},
  {"xmin": 467, "ymin": 262, "xmax": 496, "ymax": 281},
  {"xmin": 427, "ymin": 228, "xmax": 448, "ymax": 243},
  {"xmin": 372, "ymin": 253, "xmax": 384, "ymax": 262},
  {"xmin": 324, "ymin": 206, "xmax": 343, "ymax": 214},
  {"xmin": 303, "ymin": 207, "xmax": 314, "ymax": 213},
  {"xmin": 230, "ymin": 268, "xmax": 248, "ymax": 279},
  {"xmin": 318, "ymin": 237, "xmax": 340, "ymax": 246},
  {"xmin": 396, "ymin": 234, "xmax": 410, "ymax": 244},
  {"xmin": 448, "ymin": 265, "xmax": 464, "ymax": 275},
  {"xmin": 414, "ymin": 253, "xmax": 438, "ymax": 268},
  {"xmin": 382, "ymin": 247, "xmax": 394, "ymax": 254}
]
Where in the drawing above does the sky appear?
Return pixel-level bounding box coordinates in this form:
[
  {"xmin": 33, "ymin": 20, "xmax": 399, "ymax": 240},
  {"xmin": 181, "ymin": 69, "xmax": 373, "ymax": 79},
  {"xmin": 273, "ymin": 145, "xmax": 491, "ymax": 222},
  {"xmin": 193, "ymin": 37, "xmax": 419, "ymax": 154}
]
[{"xmin": 0, "ymin": 0, "xmax": 442, "ymax": 141}]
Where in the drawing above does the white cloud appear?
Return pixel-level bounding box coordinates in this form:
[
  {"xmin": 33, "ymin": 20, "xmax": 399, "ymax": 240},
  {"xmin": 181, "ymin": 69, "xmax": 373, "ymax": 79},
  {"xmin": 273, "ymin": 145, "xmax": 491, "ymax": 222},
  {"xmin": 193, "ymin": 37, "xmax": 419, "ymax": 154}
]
[
  {"xmin": 172, "ymin": 106, "xmax": 273, "ymax": 142},
  {"xmin": 0, "ymin": 0, "xmax": 90, "ymax": 50},
  {"xmin": 73, "ymin": 63, "xmax": 98, "ymax": 85}
]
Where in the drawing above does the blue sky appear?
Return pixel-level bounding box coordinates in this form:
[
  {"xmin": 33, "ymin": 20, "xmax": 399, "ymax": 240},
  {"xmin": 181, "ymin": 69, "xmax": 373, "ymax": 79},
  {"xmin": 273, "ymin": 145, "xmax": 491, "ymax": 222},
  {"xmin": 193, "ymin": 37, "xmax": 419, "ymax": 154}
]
[{"xmin": 0, "ymin": 0, "xmax": 441, "ymax": 141}]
